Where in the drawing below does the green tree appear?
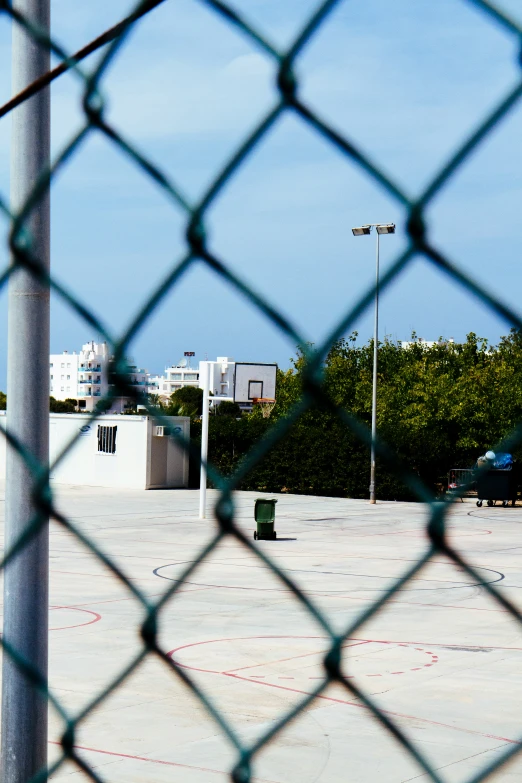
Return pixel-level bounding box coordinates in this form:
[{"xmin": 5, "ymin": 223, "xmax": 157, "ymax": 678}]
[
  {"xmin": 188, "ymin": 331, "xmax": 522, "ymax": 499},
  {"xmin": 214, "ymin": 400, "xmax": 241, "ymax": 417},
  {"xmin": 167, "ymin": 386, "xmax": 203, "ymax": 418},
  {"xmin": 50, "ymin": 397, "xmax": 77, "ymax": 413}
]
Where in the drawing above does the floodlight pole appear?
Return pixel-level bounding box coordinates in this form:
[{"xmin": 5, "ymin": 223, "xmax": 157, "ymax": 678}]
[
  {"xmin": 351, "ymin": 223, "xmax": 395, "ymax": 504},
  {"xmin": 369, "ymin": 232, "xmax": 379, "ymax": 504},
  {"xmin": 2, "ymin": 1, "xmax": 50, "ymax": 782},
  {"xmin": 199, "ymin": 361, "xmax": 210, "ymax": 519}
]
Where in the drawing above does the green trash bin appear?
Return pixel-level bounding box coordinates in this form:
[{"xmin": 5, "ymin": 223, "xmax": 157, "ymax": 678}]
[{"xmin": 254, "ymin": 498, "xmax": 277, "ymax": 540}]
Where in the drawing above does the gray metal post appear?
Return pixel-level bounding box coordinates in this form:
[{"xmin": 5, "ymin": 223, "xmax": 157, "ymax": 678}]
[
  {"xmin": 2, "ymin": 1, "xmax": 50, "ymax": 781},
  {"xmin": 199, "ymin": 361, "xmax": 210, "ymax": 519},
  {"xmin": 369, "ymin": 231, "xmax": 379, "ymax": 505}
]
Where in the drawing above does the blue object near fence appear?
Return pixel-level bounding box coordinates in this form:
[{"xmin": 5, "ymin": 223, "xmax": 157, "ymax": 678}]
[{"xmin": 493, "ymin": 453, "xmax": 513, "ymax": 470}]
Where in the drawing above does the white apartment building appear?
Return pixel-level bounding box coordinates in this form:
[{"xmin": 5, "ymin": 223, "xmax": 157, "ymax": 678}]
[
  {"xmin": 50, "ymin": 341, "xmax": 148, "ymax": 413},
  {"xmin": 201, "ymin": 357, "xmax": 235, "ymax": 404},
  {"xmin": 149, "ymin": 356, "xmax": 236, "ymax": 408},
  {"xmin": 148, "ymin": 363, "xmax": 200, "ymax": 399},
  {"xmin": 49, "ymin": 350, "xmax": 80, "ymax": 399}
]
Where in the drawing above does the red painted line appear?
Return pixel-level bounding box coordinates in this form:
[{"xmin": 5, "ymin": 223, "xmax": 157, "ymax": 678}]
[
  {"xmin": 390, "ymin": 672, "xmax": 404, "ymax": 675},
  {"xmin": 47, "ymin": 741, "xmax": 279, "ymax": 782},
  {"xmin": 171, "ymin": 637, "xmax": 440, "ymax": 681},
  {"xmin": 49, "ymin": 606, "xmax": 101, "ymax": 631},
  {"xmin": 51, "ymin": 569, "xmax": 141, "ymax": 581},
  {"xmin": 165, "ymin": 635, "xmax": 354, "ymax": 676},
  {"xmin": 348, "ymin": 637, "xmax": 522, "ymax": 653},
  {"xmin": 223, "ymin": 674, "xmax": 520, "ymax": 746},
  {"xmin": 167, "ymin": 635, "xmax": 519, "ymax": 746},
  {"xmin": 52, "ymin": 593, "xmax": 164, "ymax": 609},
  {"xmin": 224, "ymin": 640, "xmax": 369, "ymax": 675},
  {"xmin": 278, "ymin": 677, "xmax": 294, "ymax": 680}
]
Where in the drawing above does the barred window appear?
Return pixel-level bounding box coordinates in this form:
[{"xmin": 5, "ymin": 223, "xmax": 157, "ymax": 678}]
[{"xmin": 97, "ymin": 425, "xmax": 117, "ymax": 454}]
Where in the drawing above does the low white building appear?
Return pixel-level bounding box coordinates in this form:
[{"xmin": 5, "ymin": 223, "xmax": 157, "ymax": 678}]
[
  {"xmin": 50, "ymin": 341, "xmax": 148, "ymax": 413},
  {"xmin": 0, "ymin": 413, "xmax": 190, "ymax": 490}
]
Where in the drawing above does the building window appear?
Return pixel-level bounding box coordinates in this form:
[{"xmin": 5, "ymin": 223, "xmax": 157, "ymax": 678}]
[
  {"xmin": 50, "ymin": 375, "xmax": 53, "ymax": 380},
  {"xmin": 60, "ymin": 387, "xmax": 64, "ymax": 392},
  {"xmin": 98, "ymin": 425, "xmax": 117, "ymax": 454},
  {"xmin": 67, "ymin": 363, "xmax": 71, "ymax": 369},
  {"xmin": 67, "ymin": 375, "xmax": 70, "ymax": 380},
  {"xmin": 61, "ymin": 363, "xmax": 64, "ymax": 368},
  {"xmin": 50, "ymin": 363, "xmax": 53, "ymax": 368}
]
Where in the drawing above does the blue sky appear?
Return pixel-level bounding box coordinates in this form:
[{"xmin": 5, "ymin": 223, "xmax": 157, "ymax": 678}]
[{"xmin": 1, "ymin": 0, "xmax": 522, "ymax": 386}]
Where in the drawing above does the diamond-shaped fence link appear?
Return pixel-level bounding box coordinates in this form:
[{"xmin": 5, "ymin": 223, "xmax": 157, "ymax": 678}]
[{"xmin": 1, "ymin": 0, "xmax": 522, "ymax": 781}]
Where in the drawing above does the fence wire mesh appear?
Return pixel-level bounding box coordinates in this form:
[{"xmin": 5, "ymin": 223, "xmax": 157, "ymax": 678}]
[{"xmin": 1, "ymin": 0, "xmax": 522, "ymax": 781}]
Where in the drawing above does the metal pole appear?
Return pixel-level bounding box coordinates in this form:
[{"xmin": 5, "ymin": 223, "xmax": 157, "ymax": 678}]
[
  {"xmin": 199, "ymin": 361, "xmax": 210, "ymax": 519},
  {"xmin": 369, "ymin": 230, "xmax": 379, "ymax": 504},
  {"xmin": 2, "ymin": 2, "xmax": 50, "ymax": 782}
]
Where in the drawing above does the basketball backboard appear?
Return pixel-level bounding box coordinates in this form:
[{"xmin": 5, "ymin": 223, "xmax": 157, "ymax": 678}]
[{"xmin": 233, "ymin": 363, "xmax": 277, "ymax": 403}]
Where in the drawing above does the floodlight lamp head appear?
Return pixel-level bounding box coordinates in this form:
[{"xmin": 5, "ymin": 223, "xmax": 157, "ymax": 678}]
[
  {"xmin": 376, "ymin": 223, "xmax": 396, "ymax": 235},
  {"xmin": 352, "ymin": 225, "xmax": 371, "ymax": 236}
]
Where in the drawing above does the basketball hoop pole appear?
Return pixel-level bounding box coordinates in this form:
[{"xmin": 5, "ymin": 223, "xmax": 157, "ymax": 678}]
[{"xmin": 199, "ymin": 361, "xmax": 210, "ymax": 519}]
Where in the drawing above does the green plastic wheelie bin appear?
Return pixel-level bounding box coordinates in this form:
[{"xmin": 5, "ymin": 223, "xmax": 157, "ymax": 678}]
[{"xmin": 254, "ymin": 498, "xmax": 277, "ymax": 540}]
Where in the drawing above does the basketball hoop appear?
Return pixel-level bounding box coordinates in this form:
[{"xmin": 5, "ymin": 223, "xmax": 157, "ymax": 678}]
[{"xmin": 253, "ymin": 397, "xmax": 276, "ymax": 418}]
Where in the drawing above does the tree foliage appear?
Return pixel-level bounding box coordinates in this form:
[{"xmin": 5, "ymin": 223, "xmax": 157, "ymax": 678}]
[
  {"xmin": 167, "ymin": 386, "xmax": 203, "ymax": 418},
  {"xmin": 50, "ymin": 397, "xmax": 77, "ymax": 413},
  {"xmin": 214, "ymin": 400, "xmax": 241, "ymax": 417},
  {"xmin": 191, "ymin": 330, "xmax": 522, "ymax": 499}
]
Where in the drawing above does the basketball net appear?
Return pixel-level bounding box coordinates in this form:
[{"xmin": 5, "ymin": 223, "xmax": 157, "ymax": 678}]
[{"xmin": 253, "ymin": 397, "xmax": 276, "ymax": 418}]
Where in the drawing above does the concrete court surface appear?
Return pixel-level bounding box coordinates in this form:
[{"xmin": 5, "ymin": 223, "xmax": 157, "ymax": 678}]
[{"xmin": 1, "ymin": 484, "xmax": 522, "ymax": 782}]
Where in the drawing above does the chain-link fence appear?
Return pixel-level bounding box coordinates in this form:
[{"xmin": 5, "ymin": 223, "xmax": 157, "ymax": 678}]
[{"xmin": 1, "ymin": 0, "xmax": 522, "ymax": 781}]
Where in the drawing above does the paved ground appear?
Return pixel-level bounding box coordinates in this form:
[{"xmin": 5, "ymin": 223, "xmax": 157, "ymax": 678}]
[{"xmin": 1, "ymin": 485, "xmax": 522, "ymax": 782}]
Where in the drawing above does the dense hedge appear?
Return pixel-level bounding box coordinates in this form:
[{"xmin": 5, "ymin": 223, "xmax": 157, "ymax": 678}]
[{"xmin": 191, "ymin": 330, "xmax": 522, "ymax": 499}]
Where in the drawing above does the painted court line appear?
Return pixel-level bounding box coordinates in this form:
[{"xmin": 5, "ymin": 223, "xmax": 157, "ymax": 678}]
[
  {"xmin": 223, "ymin": 640, "xmax": 369, "ymax": 675},
  {"xmin": 168, "ymin": 636, "xmax": 519, "ymax": 746},
  {"xmin": 48, "ymin": 741, "xmax": 280, "ymax": 782}
]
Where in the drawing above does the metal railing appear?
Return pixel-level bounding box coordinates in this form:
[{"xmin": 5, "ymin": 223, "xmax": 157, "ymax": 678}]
[{"xmin": 1, "ymin": 1, "xmax": 522, "ymax": 782}]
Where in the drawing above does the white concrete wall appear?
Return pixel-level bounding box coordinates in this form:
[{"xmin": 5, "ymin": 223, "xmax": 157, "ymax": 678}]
[
  {"xmin": 147, "ymin": 418, "xmax": 190, "ymax": 489},
  {"xmin": 0, "ymin": 413, "xmax": 190, "ymax": 490}
]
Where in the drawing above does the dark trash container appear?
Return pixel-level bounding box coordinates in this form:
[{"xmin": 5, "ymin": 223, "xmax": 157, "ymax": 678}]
[
  {"xmin": 254, "ymin": 498, "xmax": 277, "ymax": 540},
  {"xmin": 476, "ymin": 467, "xmax": 518, "ymax": 507}
]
